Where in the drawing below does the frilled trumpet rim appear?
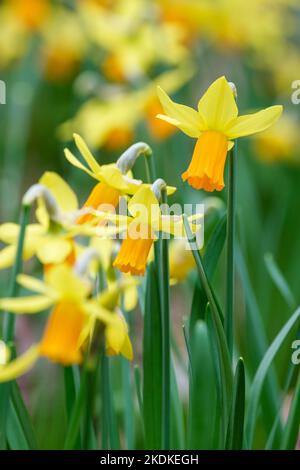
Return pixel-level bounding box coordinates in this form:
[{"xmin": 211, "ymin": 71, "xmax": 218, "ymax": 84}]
[
  {"xmin": 113, "ymin": 225, "xmax": 154, "ymax": 276},
  {"xmin": 182, "ymin": 130, "xmax": 228, "ymax": 192}
]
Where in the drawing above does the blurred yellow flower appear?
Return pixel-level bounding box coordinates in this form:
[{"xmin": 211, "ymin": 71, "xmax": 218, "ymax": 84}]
[
  {"xmin": 0, "ymin": 172, "xmax": 95, "ymax": 270},
  {"xmin": 254, "ymin": 115, "xmax": 300, "ymax": 165},
  {"xmin": 60, "ymin": 65, "xmax": 194, "ymax": 148},
  {"xmin": 10, "ymin": 0, "xmax": 50, "ymax": 30},
  {"xmin": 169, "ymin": 239, "xmax": 195, "ymax": 284},
  {"xmin": 41, "ymin": 8, "xmax": 87, "ymax": 81},
  {"xmin": 0, "ymin": 265, "xmax": 133, "ymax": 381},
  {"xmin": 157, "ymin": 76, "xmax": 282, "ymax": 191}
]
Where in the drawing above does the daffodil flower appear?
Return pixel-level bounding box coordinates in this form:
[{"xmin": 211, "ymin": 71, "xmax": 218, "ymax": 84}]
[
  {"xmin": 0, "ymin": 264, "xmax": 133, "ymax": 382},
  {"xmin": 64, "ymin": 134, "xmax": 145, "ymax": 224},
  {"xmin": 0, "ymin": 172, "xmax": 97, "ymax": 270},
  {"xmin": 89, "ymin": 237, "xmax": 139, "ymax": 311},
  {"xmin": 157, "ymin": 76, "xmax": 283, "ymax": 191},
  {"xmin": 91, "ymin": 185, "xmax": 201, "ymax": 276}
]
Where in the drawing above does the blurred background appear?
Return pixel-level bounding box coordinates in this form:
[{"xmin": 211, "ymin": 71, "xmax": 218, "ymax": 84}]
[{"xmin": 0, "ymin": 0, "xmax": 299, "ymax": 448}]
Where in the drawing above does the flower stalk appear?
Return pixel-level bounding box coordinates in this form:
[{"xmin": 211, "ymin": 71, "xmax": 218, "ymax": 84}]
[{"xmin": 225, "ymin": 143, "xmax": 237, "ymax": 360}]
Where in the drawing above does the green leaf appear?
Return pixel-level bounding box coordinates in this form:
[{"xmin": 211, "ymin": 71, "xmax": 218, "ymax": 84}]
[
  {"xmin": 236, "ymin": 244, "xmax": 282, "ymax": 444},
  {"xmin": 207, "ymin": 305, "xmax": 233, "ymax": 446},
  {"xmin": 188, "ymin": 321, "xmax": 216, "ymax": 449},
  {"xmin": 170, "ymin": 362, "xmax": 185, "ymax": 450},
  {"xmin": 122, "ymin": 357, "xmax": 135, "ymax": 450},
  {"xmin": 280, "ymin": 371, "xmax": 300, "ymax": 449},
  {"xmin": 184, "ymin": 215, "xmax": 233, "ymax": 447},
  {"xmin": 245, "ymin": 307, "xmax": 300, "ymax": 448},
  {"xmin": 143, "ymin": 262, "xmax": 163, "ymax": 449},
  {"xmin": 264, "ymin": 253, "xmax": 296, "ymax": 309},
  {"xmin": 226, "ymin": 358, "xmax": 245, "ymax": 450}
]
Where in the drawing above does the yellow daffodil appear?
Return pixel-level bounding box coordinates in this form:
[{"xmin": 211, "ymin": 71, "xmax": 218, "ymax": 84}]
[
  {"xmin": 0, "ymin": 172, "xmax": 96, "ymax": 270},
  {"xmin": 89, "ymin": 237, "xmax": 139, "ymax": 311},
  {"xmin": 64, "ymin": 134, "xmax": 145, "ymax": 224},
  {"xmin": 0, "ymin": 264, "xmax": 133, "ymax": 382},
  {"xmin": 92, "ymin": 185, "xmax": 200, "ymax": 276},
  {"xmin": 157, "ymin": 76, "xmax": 282, "ymax": 191}
]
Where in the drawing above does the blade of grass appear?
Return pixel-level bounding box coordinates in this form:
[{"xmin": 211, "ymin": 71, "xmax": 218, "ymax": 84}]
[
  {"xmin": 101, "ymin": 354, "xmax": 120, "ymax": 450},
  {"xmin": 188, "ymin": 321, "xmax": 216, "ymax": 449},
  {"xmin": 266, "ymin": 325, "xmax": 300, "ymax": 449},
  {"xmin": 143, "ymin": 262, "xmax": 163, "ymax": 449},
  {"xmin": 184, "ymin": 215, "xmax": 233, "ymax": 446},
  {"xmin": 236, "ymin": 243, "xmax": 282, "ymax": 444},
  {"xmin": 264, "ymin": 253, "xmax": 296, "ymax": 309},
  {"xmin": 122, "ymin": 357, "xmax": 135, "ymax": 449},
  {"xmin": 226, "ymin": 357, "xmax": 245, "ymax": 450},
  {"xmin": 64, "ymin": 366, "xmax": 88, "ymax": 450},
  {"xmin": 245, "ymin": 307, "xmax": 300, "ymax": 448},
  {"xmin": 280, "ymin": 370, "xmax": 300, "ymax": 449},
  {"xmin": 170, "ymin": 361, "xmax": 185, "ymax": 450}
]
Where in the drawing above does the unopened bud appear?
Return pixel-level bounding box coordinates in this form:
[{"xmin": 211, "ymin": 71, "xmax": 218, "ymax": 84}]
[
  {"xmin": 22, "ymin": 184, "xmax": 60, "ymax": 219},
  {"xmin": 151, "ymin": 178, "xmax": 167, "ymax": 202},
  {"xmin": 116, "ymin": 142, "xmax": 152, "ymax": 174}
]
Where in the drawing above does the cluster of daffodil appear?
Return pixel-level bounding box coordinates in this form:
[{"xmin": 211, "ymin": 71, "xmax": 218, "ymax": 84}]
[
  {"xmin": 0, "ymin": 76, "xmax": 282, "ymax": 389},
  {"xmin": 0, "ymin": 0, "xmax": 295, "ymax": 166}
]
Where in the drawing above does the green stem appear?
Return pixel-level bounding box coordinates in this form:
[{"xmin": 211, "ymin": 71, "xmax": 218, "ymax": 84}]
[
  {"xmin": 144, "ymin": 151, "xmax": 155, "ymax": 183},
  {"xmin": 183, "ymin": 215, "xmax": 222, "ymax": 324},
  {"xmin": 225, "ymin": 144, "xmax": 237, "ymax": 360},
  {"xmin": 161, "ymin": 190, "xmax": 170, "ymax": 450},
  {"xmin": 2, "ymin": 203, "xmax": 31, "ymax": 342},
  {"xmin": 0, "ymin": 202, "xmax": 30, "ymax": 450},
  {"xmin": 101, "ymin": 353, "xmax": 119, "ymax": 449},
  {"xmin": 64, "ymin": 365, "xmax": 88, "ymax": 450}
]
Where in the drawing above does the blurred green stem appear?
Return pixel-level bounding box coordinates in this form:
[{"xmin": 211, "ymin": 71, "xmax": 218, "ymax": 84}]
[
  {"xmin": 225, "ymin": 144, "xmax": 237, "ymax": 360},
  {"xmin": 161, "ymin": 189, "xmax": 170, "ymax": 450},
  {"xmin": 101, "ymin": 352, "xmax": 119, "ymax": 449},
  {"xmin": 0, "ymin": 202, "xmax": 30, "ymax": 449}
]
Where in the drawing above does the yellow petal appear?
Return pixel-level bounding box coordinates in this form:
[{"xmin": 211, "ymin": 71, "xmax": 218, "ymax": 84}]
[
  {"xmin": 225, "ymin": 105, "xmax": 283, "ymax": 139},
  {"xmin": 197, "ymin": 76, "xmax": 238, "ymax": 130},
  {"xmin": 17, "ymin": 274, "xmax": 52, "ymax": 296},
  {"xmin": 39, "ymin": 172, "xmax": 78, "ymax": 212},
  {"xmin": 0, "ymin": 296, "xmax": 54, "ymax": 313},
  {"xmin": 0, "ymin": 246, "xmax": 19, "ymax": 270},
  {"xmin": 0, "ymin": 223, "xmax": 44, "ymax": 244},
  {"xmin": 105, "ymin": 315, "xmax": 127, "ymax": 353},
  {"xmin": 128, "ymin": 186, "xmax": 160, "ymax": 226},
  {"xmin": 98, "ymin": 165, "xmax": 130, "ymax": 191},
  {"xmin": 64, "ymin": 149, "xmax": 97, "ymax": 180},
  {"xmin": 73, "ymin": 133, "xmax": 102, "ymax": 175},
  {"xmin": 124, "ymin": 283, "xmax": 138, "ymax": 311},
  {"xmin": 46, "ymin": 264, "xmax": 90, "ymax": 301},
  {"xmin": 157, "ymin": 86, "xmax": 203, "ymax": 138},
  {"xmin": 36, "ymin": 238, "xmax": 73, "ymax": 265},
  {"xmin": 0, "ymin": 345, "xmax": 40, "ymax": 383},
  {"xmin": 120, "ymin": 334, "xmax": 133, "ymax": 361}
]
